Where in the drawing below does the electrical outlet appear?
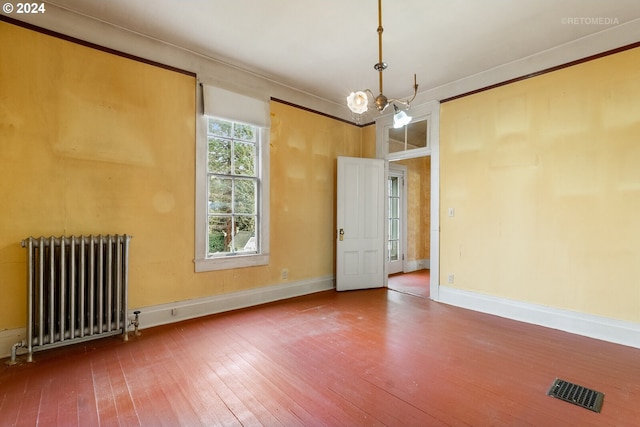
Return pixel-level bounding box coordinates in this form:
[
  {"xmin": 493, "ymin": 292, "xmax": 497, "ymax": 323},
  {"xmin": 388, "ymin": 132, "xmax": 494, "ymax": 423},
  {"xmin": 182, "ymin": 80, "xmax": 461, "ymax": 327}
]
[
  {"xmin": 281, "ymin": 268, "xmax": 289, "ymax": 280},
  {"xmin": 447, "ymin": 274, "xmax": 455, "ymax": 284}
]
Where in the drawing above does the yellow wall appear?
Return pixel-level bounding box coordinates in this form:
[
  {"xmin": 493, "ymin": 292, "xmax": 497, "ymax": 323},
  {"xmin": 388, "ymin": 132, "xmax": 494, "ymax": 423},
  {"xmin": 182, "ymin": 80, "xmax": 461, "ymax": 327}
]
[
  {"xmin": 361, "ymin": 124, "xmax": 377, "ymax": 158},
  {"xmin": 0, "ymin": 22, "xmax": 195, "ymax": 328},
  {"xmin": 268, "ymin": 101, "xmax": 364, "ymax": 283},
  {"xmin": 440, "ymin": 47, "xmax": 640, "ymax": 323},
  {"xmin": 0, "ymin": 22, "xmax": 366, "ymax": 330}
]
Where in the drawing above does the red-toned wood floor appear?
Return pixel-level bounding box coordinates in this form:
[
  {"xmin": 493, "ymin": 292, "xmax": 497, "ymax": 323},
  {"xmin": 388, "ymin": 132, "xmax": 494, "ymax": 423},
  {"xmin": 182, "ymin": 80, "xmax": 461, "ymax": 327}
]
[
  {"xmin": 2, "ymin": 286, "xmax": 640, "ymax": 426},
  {"xmin": 389, "ymin": 269, "xmax": 430, "ymax": 298}
]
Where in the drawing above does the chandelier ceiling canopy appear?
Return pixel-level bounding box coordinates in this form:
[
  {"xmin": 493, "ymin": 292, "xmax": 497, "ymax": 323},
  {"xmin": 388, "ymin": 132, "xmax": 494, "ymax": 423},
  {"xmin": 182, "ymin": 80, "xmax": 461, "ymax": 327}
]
[{"xmin": 347, "ymin": 0, "xmax": 419, "ymax": 127}]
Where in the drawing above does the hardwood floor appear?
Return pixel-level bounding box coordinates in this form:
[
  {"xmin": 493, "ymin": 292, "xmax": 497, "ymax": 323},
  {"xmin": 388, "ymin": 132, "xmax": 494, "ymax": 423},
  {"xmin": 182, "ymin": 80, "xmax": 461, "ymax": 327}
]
[
  {"xmin": 388, "ymin": 269, "xmax": 430, "ymax": 298},
  {"xmin": 2, "ymin": 286, "xmax": 639, "ymax": 426}
]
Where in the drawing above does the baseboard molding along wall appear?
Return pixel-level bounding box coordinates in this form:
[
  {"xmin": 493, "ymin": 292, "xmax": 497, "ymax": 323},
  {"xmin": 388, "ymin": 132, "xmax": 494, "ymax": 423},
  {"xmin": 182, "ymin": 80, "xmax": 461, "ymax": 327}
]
[
  {"xmin": 6, "ymin": 279, "xmax": 636, "ymax": 358},
  {"xmin": 438, "ymin": 286, "xmax": 640, "ymax": 350},
  {"xmin": 405, "ymin": 259, "xmax": 430, "ymax": 272},
  {"xmin": 133, "ymin": 275, "xmax": 335, "ymax": 330},
  {"xmin": 0, "ymin": 275, "xmax": 335, "ymax": 360}
]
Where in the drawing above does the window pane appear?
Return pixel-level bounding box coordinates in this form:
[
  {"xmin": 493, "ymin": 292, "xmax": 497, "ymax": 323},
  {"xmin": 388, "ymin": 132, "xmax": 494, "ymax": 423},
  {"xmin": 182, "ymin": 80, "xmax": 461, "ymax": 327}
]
[
  {"xmin": 208, "ymin": 138, "xmax": 231, "ymax": 174},
  {"xmin": 388, "ymin": 119, "xmax": 428, "ymax": 154},
  {"xmin": 389, "ymin": 198, "xmax": 399, "ymax": 219},
  {"xmin": 388, "ymin": 240, "xmax": 399, "ymax": 261},
  {"xmin": 234, "ymin": 123, "xmax": 256, "ymax": 142},
  {"xmin": 234, "ymin": 216, "xmax": 256, "ymax": 252},
  {"xmin": 389, "ymin": 219, "xmax": 399, "ymax": 240},
  {"xmin": 388, "ymin": 128, "xmax": 405, "ymax": 154},
  {"xmin": 389, "ymin": 176, "xmax": 399, "ymax": 196},
  {"xmin": 209, "ymin": 118, "xmax": 232, "ymax": 137},
  {"xmin": 208, "ymin": 215, "xmax": 232, "ymax": 254},
  {"xmin": 234, "ymin": 178, "xmax": 256, "ymax": 214},
  {"xmin": 234, "ymin": 141, "xmax": 256, "ymax": 176},
  {"xmin": 208, "ymin": 215, "xmax": 257, "ymax": 255},
  {"xmin": 209, "ymin": 177, "xmax": 232, "ymax": 214}
]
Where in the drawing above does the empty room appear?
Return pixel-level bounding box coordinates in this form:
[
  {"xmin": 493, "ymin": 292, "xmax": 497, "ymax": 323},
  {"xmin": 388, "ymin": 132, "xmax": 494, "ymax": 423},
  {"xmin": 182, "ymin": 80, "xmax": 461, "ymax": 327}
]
[{"xmin": 1, "ymin": 1, "xmax": 640, "ymax": 426}]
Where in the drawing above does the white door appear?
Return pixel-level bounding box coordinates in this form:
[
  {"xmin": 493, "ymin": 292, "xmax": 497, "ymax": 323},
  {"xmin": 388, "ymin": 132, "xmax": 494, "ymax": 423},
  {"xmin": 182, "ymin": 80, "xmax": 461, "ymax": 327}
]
[
  {"xmin": 387, "ymin": 166, "xmax": 406, "ymax": 275},
  {"xmin": 336, "ymin": 156, "xmax": 386, "ymax": 291}
]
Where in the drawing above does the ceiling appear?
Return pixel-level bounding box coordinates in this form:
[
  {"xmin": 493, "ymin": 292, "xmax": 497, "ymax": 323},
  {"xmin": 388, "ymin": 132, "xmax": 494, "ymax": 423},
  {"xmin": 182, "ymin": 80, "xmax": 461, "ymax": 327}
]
[{"xmin": 45, "ymin": 0, "xmax": 640, "ymax": 112}]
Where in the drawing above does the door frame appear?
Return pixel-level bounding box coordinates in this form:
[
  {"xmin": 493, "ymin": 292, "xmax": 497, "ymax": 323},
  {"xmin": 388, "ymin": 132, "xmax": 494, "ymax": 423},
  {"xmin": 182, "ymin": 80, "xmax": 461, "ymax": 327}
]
[{"xmin": 375, "ymin": 100, "xmax": 441, "ymax": 301}]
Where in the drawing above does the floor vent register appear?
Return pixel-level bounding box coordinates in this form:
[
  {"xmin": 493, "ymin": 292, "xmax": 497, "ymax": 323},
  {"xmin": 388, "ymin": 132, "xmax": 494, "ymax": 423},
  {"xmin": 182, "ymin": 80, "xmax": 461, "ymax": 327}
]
[{"xmin": 547, "ymin": 378, "xmax": 604, "ymax": 413}]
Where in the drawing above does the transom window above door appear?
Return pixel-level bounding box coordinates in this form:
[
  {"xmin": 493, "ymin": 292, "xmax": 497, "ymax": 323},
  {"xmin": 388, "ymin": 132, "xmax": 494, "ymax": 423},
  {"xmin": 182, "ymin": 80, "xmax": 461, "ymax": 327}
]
[
  {"xmin": 375, "ymin": 100, "xmax": 439, "ymax": 161},
  {"xmin": 388, "ymin": 118, "xmax": 429, "ymax": 155}
]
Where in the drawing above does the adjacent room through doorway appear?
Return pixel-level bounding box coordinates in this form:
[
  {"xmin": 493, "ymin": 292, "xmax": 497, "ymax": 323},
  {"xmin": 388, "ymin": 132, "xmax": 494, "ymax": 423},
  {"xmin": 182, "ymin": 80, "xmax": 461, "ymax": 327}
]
[
  {"xmin": 386, "ymin": 155, "xmax": 431, "ymax": 299},
  {"xmin": 388, "ymin": 269, "xmax": 430, "ymax": 298}
]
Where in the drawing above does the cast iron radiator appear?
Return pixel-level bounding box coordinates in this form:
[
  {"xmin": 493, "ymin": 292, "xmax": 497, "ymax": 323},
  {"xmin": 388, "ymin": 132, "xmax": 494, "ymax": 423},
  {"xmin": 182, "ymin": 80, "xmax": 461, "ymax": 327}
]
[{"xmin": 13, "ymin": 235, "xmax": 132, "ymax": 363}]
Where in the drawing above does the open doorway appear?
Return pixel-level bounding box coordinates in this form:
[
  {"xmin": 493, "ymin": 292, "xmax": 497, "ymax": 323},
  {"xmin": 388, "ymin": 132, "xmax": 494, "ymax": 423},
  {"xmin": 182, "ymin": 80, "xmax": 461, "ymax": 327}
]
[
  {"xmin": 387, "ymin": 155, "xmax": 431, "ymax": 298},
  {"xmin": 376, "ymin": 99, "xmax": 440, "ymax": 301}
]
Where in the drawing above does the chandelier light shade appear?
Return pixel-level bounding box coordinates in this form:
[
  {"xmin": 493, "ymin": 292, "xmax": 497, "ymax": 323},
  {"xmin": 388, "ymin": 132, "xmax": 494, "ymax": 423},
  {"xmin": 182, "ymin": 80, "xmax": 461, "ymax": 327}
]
[
  {"xmin": 393, "ymin": 105, "xmax": 412, "ymax": 128},
  {"xmin": 347, "ymin": 0, "xmax": 418, "ymax": 125},
  {"xmin": 347, "ymin": 91, "xmax": 369, "ymax": 114}
]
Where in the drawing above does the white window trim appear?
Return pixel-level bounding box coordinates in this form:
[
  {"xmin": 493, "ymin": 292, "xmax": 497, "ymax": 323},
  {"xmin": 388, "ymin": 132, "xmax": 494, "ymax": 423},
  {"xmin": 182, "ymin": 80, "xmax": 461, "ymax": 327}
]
[{"xmin": 194, "ymin": 86, "xmax": 270, "ymax": 272}]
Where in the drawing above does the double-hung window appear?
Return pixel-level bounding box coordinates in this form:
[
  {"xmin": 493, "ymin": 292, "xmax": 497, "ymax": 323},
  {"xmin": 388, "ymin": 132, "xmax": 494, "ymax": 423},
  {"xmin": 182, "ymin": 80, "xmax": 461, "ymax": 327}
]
[
  {"xmin": 195, "ymin": 85, "xmax": 270, "ymax": 272},
  {"xmin": 207, "ymin": 118, "xmax": 259, "ymax": 256}
]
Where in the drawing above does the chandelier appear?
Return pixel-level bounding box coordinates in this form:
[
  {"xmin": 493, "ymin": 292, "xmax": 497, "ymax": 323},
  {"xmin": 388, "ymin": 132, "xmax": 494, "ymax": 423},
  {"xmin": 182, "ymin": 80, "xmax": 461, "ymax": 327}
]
[{"xmin": 347, "ymin": 0, "xmax": 419, "ymax": 128}]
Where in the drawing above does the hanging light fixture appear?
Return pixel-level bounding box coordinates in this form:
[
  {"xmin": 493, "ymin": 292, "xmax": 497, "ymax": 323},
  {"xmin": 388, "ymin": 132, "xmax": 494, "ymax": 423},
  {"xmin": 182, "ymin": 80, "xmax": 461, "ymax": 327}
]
[
  {"xmin": 347, "ymin": 0, "xmax": 418, "ymax": 126},
  {"xmin": 392, "ymin": 104, "xmax": 412, "ymax": 128}
]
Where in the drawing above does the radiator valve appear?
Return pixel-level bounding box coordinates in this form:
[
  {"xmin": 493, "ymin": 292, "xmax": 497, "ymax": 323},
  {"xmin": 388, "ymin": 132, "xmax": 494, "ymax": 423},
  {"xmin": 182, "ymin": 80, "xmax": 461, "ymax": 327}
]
[
  {"xmin": 129, "ymin": 310, "xmax": 141, "ymax": 337},
  {"xmin": 6, "ymin": 341, "xmax": 26, "ymax": 365}
]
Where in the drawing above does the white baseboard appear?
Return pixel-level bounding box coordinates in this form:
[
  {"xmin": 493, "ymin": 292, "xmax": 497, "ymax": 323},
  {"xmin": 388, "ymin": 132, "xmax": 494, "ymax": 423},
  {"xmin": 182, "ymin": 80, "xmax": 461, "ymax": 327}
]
[
  {"xmin": 0, "ymin": 276, "xmax": 335, "ymax": 360},
  {"xmin": 438, "ymin": 286, "xmax": 640, "ymax": 349},
  {"xmin": 130, "ymin": 275, "xmax": 335, "ymax": 330},
  {"xmin": 405, "ymin": 259, "xmax": 430, "ymax": 272}
]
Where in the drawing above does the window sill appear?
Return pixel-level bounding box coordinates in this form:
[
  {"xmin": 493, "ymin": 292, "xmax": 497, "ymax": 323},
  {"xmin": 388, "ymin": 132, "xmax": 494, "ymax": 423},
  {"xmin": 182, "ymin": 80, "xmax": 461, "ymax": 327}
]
[{"xmin": 194, "ymin": 253, "xmax": 269, "ymax": 272}]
